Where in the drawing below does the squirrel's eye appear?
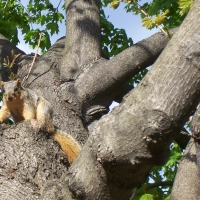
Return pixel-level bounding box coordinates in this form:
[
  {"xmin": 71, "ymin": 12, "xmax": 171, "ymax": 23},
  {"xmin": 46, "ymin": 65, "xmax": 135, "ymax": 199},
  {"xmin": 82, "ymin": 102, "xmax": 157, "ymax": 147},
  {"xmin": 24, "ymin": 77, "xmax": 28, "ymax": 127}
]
[{"xmin": 14, "ymin": 87, "xmax": 18, "ymax": 92}]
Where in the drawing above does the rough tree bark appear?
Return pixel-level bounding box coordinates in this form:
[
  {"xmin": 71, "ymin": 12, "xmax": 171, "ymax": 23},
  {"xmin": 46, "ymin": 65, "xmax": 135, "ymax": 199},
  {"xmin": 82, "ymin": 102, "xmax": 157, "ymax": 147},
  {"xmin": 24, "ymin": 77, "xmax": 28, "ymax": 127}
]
[
  {"xmin": 171, "ymin": 104, "xmax": 200, "ymax": 200},
  {"xmin": 0, "ymin": 0, "xmax": 200, "ymax": 199}
]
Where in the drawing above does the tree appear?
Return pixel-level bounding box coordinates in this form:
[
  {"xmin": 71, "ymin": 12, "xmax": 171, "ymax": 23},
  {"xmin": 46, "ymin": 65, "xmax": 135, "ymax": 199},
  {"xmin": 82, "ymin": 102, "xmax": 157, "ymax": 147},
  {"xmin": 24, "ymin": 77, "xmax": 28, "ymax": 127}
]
[{"xmin": 0, "ymin": 0, "xmax": 199, "ymax": 199}]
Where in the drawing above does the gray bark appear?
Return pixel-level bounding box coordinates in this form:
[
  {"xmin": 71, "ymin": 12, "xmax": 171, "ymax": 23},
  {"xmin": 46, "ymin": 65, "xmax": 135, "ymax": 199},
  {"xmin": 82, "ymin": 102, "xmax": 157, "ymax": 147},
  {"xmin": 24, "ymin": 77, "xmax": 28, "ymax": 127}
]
[
  {"xmin": 170, "ymin": 139, "xmax": 199, "ymax": 200},
  {"xmin": 171, "ymin": 104, "xmax": 200, "ymax": 200},
  {"xmin": 0, "ymin": 0, "xmax": 200, "ymax": 199},
  {"xmin": 68, "ymin": 0, "xmax": 200, "ymax": 198},
  {"xmin": 0, "ymin": 121, "xmax": 70, "ymax": 199},
  {"xmin": 60, "ymin": 0, "xmax": 101, "ymax": 80}
]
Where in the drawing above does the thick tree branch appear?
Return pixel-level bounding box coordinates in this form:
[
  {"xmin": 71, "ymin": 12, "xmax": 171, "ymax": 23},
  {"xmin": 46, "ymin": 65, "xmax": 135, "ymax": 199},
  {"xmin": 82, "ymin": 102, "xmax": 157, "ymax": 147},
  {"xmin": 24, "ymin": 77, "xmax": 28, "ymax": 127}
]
[
  {"xmin": 113, "ymin": 82, "xmax": 134, "ymax": 103},
  {"xmin": 171, "ymin": 139, "xmax": 200, "ymax": 200},
  {"xmin": 60, "ymin": 0, "xmax": 101, "ymax": 80},
  {"xmin": 45, "ymin": 36, "xmax": 65, "ymax": 62},
  {"xmin": 0, "ymin": 0, "xmax": 200, "ymax": 198},
  {"xmin": 67, "ymin": 1, "xmax": 200, "ymax": 199},
  {"xmin": 191, "ymin": 104, "xmax": 200, "ymax": 185},
  {"xmin": 75, "ymin": 29, "xmax": 177, "ymax": 114}
]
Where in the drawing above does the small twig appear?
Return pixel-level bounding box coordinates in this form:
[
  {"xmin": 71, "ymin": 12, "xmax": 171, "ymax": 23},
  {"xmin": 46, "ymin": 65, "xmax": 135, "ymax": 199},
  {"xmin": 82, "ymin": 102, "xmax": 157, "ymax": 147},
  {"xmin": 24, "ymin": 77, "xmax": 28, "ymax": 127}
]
[
  {"xmin": 15, "ymin": 0, "xmax": 33, "ymax": 29},
  {"xmin": 130, "ymin": 181, "xmax": 173, "ymax": 199},
  {"xmin": 135, "ymin": 3, "xmax": 169, "ymax": 37},
  {"xmin": 2, "ymin": 0, "xmax": 9, "ymax": 11},
  {"xmin": 56, "ymin": 0, "xmax": 62, "ymax": 11},
  {"xmin": 10, "ymin": 53, "xmax": 21, "ymax": 68},
  {"xmin": 145, "ymin": 180, "xmax": 173, "ymax": 190},
  {"xmin": 181, "ymin": 130, "xmax": 192, "ymax": 137},
  {"xmin": 16, "ymin": 0, "xmax": 32, "ymax": 16},
  {"xmin": 130, "ymin": 188, "xmax": 137, "ymax": 200},
  {"xmin": 22, "ymin": 32, "xmax": 43, "ymax": 86},
  {"xmin": 148, "ymin": 174, "xmax": 157, "ymax": 181},
  {"xmin": 181, "ymin": 129, "xmax": 200, "ymax": 142}
]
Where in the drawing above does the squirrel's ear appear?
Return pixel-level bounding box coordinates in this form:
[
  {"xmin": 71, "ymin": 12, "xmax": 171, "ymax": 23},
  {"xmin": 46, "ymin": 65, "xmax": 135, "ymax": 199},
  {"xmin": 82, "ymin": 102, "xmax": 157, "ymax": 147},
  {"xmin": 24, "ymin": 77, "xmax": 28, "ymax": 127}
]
[{"xmin": 16, "ymin": 79, "xmax": 21, "ymax": 86}]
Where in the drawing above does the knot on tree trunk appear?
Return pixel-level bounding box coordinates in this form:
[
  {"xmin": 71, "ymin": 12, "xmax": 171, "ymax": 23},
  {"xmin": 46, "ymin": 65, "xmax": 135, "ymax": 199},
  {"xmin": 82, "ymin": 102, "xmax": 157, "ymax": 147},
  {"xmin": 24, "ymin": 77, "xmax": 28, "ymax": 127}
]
[
  {"xmin": 90, "ymin": 109, "xmax": 178, "ymax": 198},
  {"xmin": 95, "ymin": 109, "xmax": 178, "ymax": 165}
]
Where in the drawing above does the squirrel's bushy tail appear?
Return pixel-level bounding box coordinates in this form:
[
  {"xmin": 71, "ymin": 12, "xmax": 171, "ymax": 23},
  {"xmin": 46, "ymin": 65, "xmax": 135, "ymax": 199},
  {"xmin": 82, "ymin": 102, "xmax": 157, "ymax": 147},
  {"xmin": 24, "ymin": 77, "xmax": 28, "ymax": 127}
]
[{"xmin": 51, "ymin": 129, "xmax": 81, "ymax": 164}]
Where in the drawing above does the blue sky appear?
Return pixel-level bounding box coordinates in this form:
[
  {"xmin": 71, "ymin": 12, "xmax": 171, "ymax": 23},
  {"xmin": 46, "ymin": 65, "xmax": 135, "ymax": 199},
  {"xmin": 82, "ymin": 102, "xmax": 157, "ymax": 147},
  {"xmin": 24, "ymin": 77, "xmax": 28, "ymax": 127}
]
[
  {"xmin": 104, "ymin": 4, "xmax": 158, "ymax": 42},
  {"xmin": 17, "ymin": 1, "xmax": 158, "ymax": 53}
]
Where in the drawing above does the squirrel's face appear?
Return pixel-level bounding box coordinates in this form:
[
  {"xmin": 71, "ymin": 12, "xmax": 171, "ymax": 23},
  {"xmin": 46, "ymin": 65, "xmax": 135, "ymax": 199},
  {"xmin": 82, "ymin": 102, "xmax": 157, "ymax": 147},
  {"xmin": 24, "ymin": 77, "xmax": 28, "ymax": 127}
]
[{"xmin": 1, "ymin": 79, "xmax": 22, "ymax": 102}]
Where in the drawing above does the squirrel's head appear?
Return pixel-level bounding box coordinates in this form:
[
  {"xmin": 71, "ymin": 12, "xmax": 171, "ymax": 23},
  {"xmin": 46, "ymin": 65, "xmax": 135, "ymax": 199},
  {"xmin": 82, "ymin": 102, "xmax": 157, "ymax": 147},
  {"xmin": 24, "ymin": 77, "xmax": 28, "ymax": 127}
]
[{"xmin": 1, "ymin": 79, "xmax": 22, "ymax": 102}]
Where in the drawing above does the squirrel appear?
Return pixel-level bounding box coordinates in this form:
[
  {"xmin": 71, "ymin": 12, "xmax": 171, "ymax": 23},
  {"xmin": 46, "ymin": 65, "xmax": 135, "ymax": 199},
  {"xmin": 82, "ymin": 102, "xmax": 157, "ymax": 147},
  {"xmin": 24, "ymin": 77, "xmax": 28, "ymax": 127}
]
[{"xmin": 0, "ymin": 79, "xmax": 81, "ymax": 164}]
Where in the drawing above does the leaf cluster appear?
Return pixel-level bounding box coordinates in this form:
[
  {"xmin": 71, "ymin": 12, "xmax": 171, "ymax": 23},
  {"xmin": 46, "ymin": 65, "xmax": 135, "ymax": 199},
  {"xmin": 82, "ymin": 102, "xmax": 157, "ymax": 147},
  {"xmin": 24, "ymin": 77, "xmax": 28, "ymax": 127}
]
[
  {"xmin": 178, "ymin": 0, "xmax": 194, "ymax": 16},
  {"xmin": 131, "ymin": 142, "xmax": 182, "ymax": 200},
  {"xmin": 0, "ymin": 0, "xmax": 64, "ymax": 52},
  {"xmin": 101, "ymin": 5, "xmax": 133, "ymax": 57},
  {"xmin": 124, "ymin": 0, "xmax": 187, "ymax": 30},
  {"xmin": 142, "ymin": 9, "xmax": 170, "ymax": 29},
  {"xmin": 107, "ymin": 0, "xmax": 192, "ymax": 31},
  {"xmin": 129, "ymin": 68, "xmax": 148, "ymax": 86}
]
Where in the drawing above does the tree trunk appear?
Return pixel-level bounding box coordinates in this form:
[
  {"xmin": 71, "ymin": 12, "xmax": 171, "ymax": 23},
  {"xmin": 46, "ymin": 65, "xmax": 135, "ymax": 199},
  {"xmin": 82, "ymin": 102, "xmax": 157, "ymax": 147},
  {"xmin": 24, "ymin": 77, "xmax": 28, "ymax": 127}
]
[
  {"xmin": 171, "ymin": 104, "xmax": 200, "ymax": 200},
  {"xmin": 0, "ymin": 0, "xmax": 200, "ymax": 199},
  {"xmin": 170, "ymin": 138, "xmax": 199, "ymax": 200}
]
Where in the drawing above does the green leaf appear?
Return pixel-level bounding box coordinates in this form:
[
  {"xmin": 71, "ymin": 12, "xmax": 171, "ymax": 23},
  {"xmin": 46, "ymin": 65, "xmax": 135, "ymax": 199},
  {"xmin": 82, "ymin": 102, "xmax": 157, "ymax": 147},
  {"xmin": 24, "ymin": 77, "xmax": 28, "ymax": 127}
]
[
  {"xmin": 140, "ymin": 194, "xmax": 154, "ymax": 200},
  {"xmin": 110, "ymin": 0, "xmax": 120, "ymax": 9},
  {"xmin": 164, "ymin": 195, "xmax": 170, "ymax": 200},
  {"xmin": 100, "ymin": 7, "xmax": 133, "ymax": 58},
  {"xmin": 142, "ymin": 17, "xmax": 155, "ymax": 29},
  {"xmin": 0, "ymin": 0, "xmax": 64, "ymax": 50},
  {"xmin": 179, "ymin": 0, "xmax": 194, "ymax": 16},
  {"xmin": 46, "ymin": 22, "xmax": 59, "ymax": 35},
  {"xmin": 153, "ymin": 12, "xmax": 168, "ymax": 25}
]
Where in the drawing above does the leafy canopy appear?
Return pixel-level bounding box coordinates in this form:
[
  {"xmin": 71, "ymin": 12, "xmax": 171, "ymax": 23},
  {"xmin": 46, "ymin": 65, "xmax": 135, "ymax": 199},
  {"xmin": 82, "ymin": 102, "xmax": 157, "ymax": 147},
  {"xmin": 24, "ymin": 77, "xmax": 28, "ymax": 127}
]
[
  {"xmin": 0, "ymin": 0, "xmax": 133, "ymax": 55},
  {"xmin": 0, "ymin": 0, "xmax": 64, "ymax": 52}
]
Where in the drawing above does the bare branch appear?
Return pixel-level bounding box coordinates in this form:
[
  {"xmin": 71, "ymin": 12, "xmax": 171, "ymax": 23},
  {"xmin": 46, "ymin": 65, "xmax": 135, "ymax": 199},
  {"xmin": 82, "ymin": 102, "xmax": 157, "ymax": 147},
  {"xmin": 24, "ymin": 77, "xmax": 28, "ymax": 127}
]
[
  {"xmin": 68, "ymin": 1, "xmax": 200, "ymax": 199},
  {"xmin": 60, "ymin": 0, "xmax": 101, "ymax": 80},
  {"xmin": 146, "ymin": 180, "xmax": 173, "ymax": 189},
  {"xmin": 171, "ymin": 139, "xmax": 200, "ymax": 199},
  {"xmin": 22, "ymin": 32, "xmax": 43, "ymax": 85},
  {"xmin": 75, "ymin": 29, "xmax": 177, "ymax": 113}
]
